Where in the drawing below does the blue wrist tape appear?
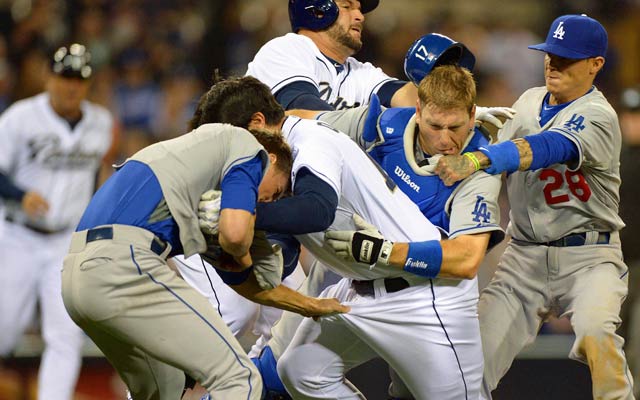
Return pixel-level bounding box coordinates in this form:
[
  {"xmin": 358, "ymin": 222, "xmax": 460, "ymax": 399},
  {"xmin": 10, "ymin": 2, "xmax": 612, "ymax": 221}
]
[
  {"xmin": 403, "ymin": 240, "xmax": 442, "ymax": 278},
  {"xmin": 478, "ymin": 141, "xmax": 520, "ymax": 174}
]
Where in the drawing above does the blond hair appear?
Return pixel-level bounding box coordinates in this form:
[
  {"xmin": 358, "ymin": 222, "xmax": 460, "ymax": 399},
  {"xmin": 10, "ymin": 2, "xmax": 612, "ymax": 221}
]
[{"xmin": 418, "ymin": 65, "xmax": 476, "ymax": 113}]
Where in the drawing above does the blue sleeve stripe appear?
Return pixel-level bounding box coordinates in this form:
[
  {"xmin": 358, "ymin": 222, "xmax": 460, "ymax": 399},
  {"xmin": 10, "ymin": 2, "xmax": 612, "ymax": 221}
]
[
  {"xmin": 524, "ymin": 130, "xmax": 579, "ymax": 171},
  {"xmin": 222, "ymin": 152, "xmax": 265, "ymax": 178},
  {"xmin": 220, "ymin": 155, "xmax": 264, "ymax": 213}
]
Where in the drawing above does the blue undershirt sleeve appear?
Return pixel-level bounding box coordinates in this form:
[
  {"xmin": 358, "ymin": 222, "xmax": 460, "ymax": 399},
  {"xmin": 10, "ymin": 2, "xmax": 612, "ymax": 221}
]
[
  {"xmin": 255, "ymin": 167, "xmax": 338, "ymax": 234},
  {"xmin": 376, "ymin": 80, "xmax": 407, "ymax": 107},
  {"xmin": 275, "ymin": 81, "xmax": 334, "ymax": 111},
  {"xmin": 220, "ymin": 155, "xmax": 264, "ymax": 214},
  {"xmin": 0, "ymin": 171, "xmax": 26, "ymax": 202},
  {"xmin": 524, "ymin": 131, "xmax": 579, "ymax": 170}
]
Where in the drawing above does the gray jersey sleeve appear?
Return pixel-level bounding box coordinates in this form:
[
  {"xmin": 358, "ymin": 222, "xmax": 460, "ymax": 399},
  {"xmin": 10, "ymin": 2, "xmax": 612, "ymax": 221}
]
[
  {"xmin": 317, "ymin": 106, "xmax": 372, "ymax": 149},
  {"xmin": 446, "ymin": 171, "xmax": 504, "ymax": 247}
]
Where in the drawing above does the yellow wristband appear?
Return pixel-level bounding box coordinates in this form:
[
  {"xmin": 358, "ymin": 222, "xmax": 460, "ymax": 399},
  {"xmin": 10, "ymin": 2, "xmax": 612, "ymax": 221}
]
[{"xmin": 463, "ymin": 152, "xmax": 481, "ymax": 171}]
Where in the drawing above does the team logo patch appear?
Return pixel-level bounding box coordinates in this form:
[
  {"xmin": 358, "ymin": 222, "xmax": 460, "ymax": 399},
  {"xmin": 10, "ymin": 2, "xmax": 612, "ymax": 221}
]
[{"xmin": 553, "ymin": 22, "xmax": 566, "ymax": 40}]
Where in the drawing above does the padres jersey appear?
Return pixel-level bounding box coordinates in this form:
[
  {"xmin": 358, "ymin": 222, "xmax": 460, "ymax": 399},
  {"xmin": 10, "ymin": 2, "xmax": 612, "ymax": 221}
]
[
  {"xmin": 0, "ymin": 93, "xmax": 112, "ymax": 231},
  {"xmin": 283, "ymin": 116, "xmax": 478, "ymax": 301},
  {"xmin": 246, "ymin": 33, "xmax": 396, "ymax": 109},
  {"xmin": 318, "ymin": 104, "xmax": 503, "ymax": 244},
  {"xmin": 498, "ymin": 86, "xmax": 624, "ymax": 242}
]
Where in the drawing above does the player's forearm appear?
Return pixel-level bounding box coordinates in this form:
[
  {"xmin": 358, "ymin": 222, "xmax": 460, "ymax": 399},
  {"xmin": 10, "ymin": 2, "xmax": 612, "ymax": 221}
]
[
  {"xmin": 218, "ymin": 209, "xmax": 255, "ymax": 263},
  {"xmin": 232, "ymin": 275, "xmax": 348, "ymax": 317},
  {"xmin": 387, "ymin": 234, "xmax": 490, "ymax": 279},
  {"xmin": 470, "ymin": 138, "xmax": 532, "ymax": 172}
]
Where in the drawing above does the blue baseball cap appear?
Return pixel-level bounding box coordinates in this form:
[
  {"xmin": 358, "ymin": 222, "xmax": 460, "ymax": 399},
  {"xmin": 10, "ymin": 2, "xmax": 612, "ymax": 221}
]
[{"xmin": 528, "ymin": 14, "xmax": 607, "ymax": 59}]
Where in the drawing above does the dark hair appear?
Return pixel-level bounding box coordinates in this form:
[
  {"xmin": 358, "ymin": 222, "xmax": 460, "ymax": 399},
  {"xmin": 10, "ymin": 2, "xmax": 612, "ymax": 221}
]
[
  {"xmin": 190, "ymin": 74, "xmax": 285, "ymax": 130},
  {"xmin": 249, "ymin": 128, "xmax": 293, "ymax": 180}
]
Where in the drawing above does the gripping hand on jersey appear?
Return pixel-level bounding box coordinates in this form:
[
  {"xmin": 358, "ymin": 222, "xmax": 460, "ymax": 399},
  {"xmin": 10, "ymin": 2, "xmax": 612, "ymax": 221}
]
[
  {"xmin": 250, "ymin": 231, "xmax": 284, "ymax": 290},
  {"xmin": 475, "ymin": 106, "xmax": 517, "ymax": 142},
  {"xmin": 198, "ymin": 189, "xmax": 222, "ymax": 235},
  {"xmin": 324, "ymin": 214, "xmax": 394, "ymax": 266}
]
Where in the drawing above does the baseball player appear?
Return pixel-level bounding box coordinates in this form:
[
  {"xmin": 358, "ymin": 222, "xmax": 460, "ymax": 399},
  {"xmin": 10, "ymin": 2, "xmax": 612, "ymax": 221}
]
[
  {"xmin": 435, "ymin": 14, "xmax": 634, "ymax": 400},
  {"xmin": 291, "ymin": 64, "xmax": 506, "ymax": 400},
  {"xmin": 0, "ymin": 44, "xmax": 112, "ymax": 400},
  {"xmin": 61, "ymin": 102, "xmax": 349, "ymax": 399}
]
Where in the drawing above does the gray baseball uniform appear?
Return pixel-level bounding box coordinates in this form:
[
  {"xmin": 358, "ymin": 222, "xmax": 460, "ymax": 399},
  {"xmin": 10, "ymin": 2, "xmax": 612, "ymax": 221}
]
[
  {"xmin": 62, "ymin": 124, "xmax": 266, "ymax": 400},
  {"xmin": 480, "ymin": 86, "xmax": 633, "ymax": 399}
]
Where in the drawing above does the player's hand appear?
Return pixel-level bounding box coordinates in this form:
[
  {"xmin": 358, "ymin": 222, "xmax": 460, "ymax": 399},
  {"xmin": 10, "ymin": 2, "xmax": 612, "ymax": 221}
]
[
  {"xmin": 250, "ymin": 231, "xmax": 284, "ymax": 290},
  {"xmin": 22, "ymin": 191, "xmax": 49, "ymax": 218},
  {"xmin": 475, "ymin": 106, "xmax": 516, "ymax": 142},
  {"xmin": 324, "ymin": 214, "xmax": 393, "ymax": 266},
  {"xmin": 306, "ymin": 297, "xmax": 350, "ymax": 319},
  {"xmin": 198, "ymin": 189, "xmax": 222, "ymax": 235},
  {"xmin": 435, "ymin": 154, "xmax": 478, "ymax": 186}
]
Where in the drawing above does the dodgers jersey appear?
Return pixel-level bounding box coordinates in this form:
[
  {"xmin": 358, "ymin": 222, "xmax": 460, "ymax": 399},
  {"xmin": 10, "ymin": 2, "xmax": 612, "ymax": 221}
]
[
  {"xmin": 246, "ymin": 33, "xmax": 396, "ymax": 109},
  {"xmin": 317, "ymin": 103, "xmax": 503, "ymax": 244},
  {"xmin": 283, "ymin": 116, "xmax": 478, "ymax": 301},
  {"xmin": 498, "ymin": 86, "xmax": 625, "ymax": 242},
  {"xmin": 0, "ymin": 93, "xmax": 112, "ymax": 231}
]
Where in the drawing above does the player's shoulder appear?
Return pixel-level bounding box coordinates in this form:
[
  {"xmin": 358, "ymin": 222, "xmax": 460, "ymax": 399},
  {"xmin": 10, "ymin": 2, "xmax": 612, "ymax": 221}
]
[
  {"xmin": 255, "ymin": 33, "xmax": 318, "ymax": 57},
  {"xmin": 1, "ymin": 93, "xmax": 43, "ymax": 116}
]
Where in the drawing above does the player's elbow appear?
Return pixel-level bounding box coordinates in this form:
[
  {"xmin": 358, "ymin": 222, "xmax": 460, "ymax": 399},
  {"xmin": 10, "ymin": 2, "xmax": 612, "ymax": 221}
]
[
  {"xmin": 219, "ymin": 229, "xmax": 251, "ymax": 256},
  {"xmin": 457, "ymin": 261, "xmax": 481, "ymax": 280}
]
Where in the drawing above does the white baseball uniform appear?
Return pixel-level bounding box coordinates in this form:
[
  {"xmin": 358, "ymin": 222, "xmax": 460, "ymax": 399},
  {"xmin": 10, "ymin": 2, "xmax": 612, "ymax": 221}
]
[
  {"xmin": 480, "ymin": 86, "xmax": 634, "ymax": 400},
  {"xmin": 0, "ymin": 92, "xmax": 112, "ymax": 400},
  {"xmin": 246, "ymin": 33, "xmax": 397, "ymax": 109},
  {"xmin": 275, "ymin": 116, "xmax": 484, "ymax": 399}
]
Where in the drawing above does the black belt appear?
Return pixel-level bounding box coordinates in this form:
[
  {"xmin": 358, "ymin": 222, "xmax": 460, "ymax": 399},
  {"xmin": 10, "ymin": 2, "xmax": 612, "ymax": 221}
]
[
  {"xmin": 86, "ymin": 226, "xmax": 168, "ymax": 256},
  {"xmin": 352, "ymin": 277, "xmax": 410, "ymax": 296},
  {"xmin": 515, "ymin": 232, "xmax": 610, "ymax": 247},
  {"xmin": 5, "ymin": 215, "xmax": 68, "ymax": 235}
]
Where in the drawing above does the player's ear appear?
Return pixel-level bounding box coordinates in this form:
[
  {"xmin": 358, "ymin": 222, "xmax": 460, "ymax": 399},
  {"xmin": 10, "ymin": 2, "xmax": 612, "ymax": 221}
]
[
  {"xmin": 590, "ymin": 56, "xmax": 605, "ymax": 75},
  {"xmin": 248, "ymin": 112, "xmax": 267, "ymax": 130},
  {"xmin": 268, "ymin": 153, "xmax": 277, "ymax": 166}
]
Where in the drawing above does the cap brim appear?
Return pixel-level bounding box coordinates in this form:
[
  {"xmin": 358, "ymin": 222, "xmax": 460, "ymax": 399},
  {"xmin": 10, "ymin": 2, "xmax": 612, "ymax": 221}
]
[{"xmin": 528, "ymin": 43, "xmax": 592, "ymax": 59}]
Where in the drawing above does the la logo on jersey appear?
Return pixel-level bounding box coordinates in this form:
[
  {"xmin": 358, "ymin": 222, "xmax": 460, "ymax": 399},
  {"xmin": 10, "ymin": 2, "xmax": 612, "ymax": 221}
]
[
  {"xmin": 553, "ymin": 22, "xmax": 566, "ymax": 40},
  {"xmin": 471, "ymin": 195, "xmax": 491, "ymax": 225}
]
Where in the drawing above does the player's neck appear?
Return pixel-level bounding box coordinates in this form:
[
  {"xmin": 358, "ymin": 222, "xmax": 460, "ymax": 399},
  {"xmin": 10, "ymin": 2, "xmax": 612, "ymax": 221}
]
[
  {"xmin": 548, "ymin": 83, "xmax": 593, "ymax": 105},
  {"xmin": 299, "ymin": 31, "xmax": 349, "ymax": 64}
]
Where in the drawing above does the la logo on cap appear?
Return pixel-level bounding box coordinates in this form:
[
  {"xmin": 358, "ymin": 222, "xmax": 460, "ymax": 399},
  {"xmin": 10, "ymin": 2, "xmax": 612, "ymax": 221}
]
[{"xmin": 553, "ymin": 22, "xmax": 565, "ymax": 40}]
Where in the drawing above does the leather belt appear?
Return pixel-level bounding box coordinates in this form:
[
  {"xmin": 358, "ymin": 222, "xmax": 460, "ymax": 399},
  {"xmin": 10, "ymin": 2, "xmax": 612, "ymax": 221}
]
[
  {"xmin": 5, "ymin": 215, "xmax": 68, "ymax": 235},
  {"xmin": 514, "ymin": 232, "xmax": 611, "ymax": 247},
  {"xmin": 86, "ymin": 226, "xmax": 167, "ymax": 256},
  {"xmin": 352, "ymin": 277, "xmax": 410, "ymax": 296}
]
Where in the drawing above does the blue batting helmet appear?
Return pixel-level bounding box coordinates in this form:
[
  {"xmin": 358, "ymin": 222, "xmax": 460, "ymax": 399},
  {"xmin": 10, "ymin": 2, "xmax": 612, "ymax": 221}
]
[
  {"xmin": 288, "ymin": 0, "xmax": 380, "ymax": 33},
  {"xmin": 404, "ymin": 33, "xmax": 475, "ymax": 86}
]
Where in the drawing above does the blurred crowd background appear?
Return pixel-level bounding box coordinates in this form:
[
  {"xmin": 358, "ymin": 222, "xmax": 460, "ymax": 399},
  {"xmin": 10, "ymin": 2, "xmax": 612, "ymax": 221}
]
[{"xmin": 0, "ymin": 0, "xmax": 639, "ymax": 398}]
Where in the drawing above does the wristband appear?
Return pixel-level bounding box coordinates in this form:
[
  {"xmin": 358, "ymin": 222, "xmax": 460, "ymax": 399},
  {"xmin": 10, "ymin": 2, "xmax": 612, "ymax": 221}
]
[
  {"xmin": 478, "ymin": 141, "xmax": 520, "ymax": 175},
  {"xmin": 402, "ymin": 240, "xmax": 442, "ymax": 278},
  {"xmin": 462, "ymin": 152, "xmax": 481, "ymax": 171}
]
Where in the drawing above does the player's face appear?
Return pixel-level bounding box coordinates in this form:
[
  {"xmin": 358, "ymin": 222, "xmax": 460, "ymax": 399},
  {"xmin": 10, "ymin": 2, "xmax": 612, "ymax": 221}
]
[
  {"xmin": 258, "ymin": 154, "xmax": 289, "ymax": 202},
  {"xmin": 415, "ymin": 103, "xmax": 475, "ymax": 156},
  {"xmin": 47, "ymin": 75, "xmax": 91, "ymax": 117},
  {"xmin": 544, "ymin": 54, "xmax": 603, "ymax": 104},
  {"xmin": 326, "ymin": 0, "xmax": 364, "ymax": 54}
]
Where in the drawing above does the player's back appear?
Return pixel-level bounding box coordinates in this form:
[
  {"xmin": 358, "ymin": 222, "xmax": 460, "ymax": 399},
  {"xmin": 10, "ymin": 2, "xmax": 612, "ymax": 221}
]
[{"xmin": 283, "ymin": 117, "xmax": 476, "ymax": 301}]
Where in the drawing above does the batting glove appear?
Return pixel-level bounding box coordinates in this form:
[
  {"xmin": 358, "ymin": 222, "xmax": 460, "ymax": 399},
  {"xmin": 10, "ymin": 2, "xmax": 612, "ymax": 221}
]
[
  {"xmin": 475, "ymin": 106, "xmax": 516, "ymax": 128},
  {"xmin": 324, "ymin": 214, "xmax": 394, "ymax": 266},
  {"xmin": 198, "ymin": 189, "xmax": 222, "ymax": 235},
  {"xmin": 250, "ymin": 231, "xmax": 284, "ymax": 290}
]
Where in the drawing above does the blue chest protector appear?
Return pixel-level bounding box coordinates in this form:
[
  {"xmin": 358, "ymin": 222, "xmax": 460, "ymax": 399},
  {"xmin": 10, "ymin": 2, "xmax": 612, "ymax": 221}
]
[{"xmin": 365, "ymin": 106, "xmax": 488, "ymax": 233}]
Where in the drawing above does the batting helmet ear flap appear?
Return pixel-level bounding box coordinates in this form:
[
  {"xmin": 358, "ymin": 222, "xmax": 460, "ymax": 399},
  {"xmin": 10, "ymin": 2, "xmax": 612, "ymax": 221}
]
[{"xmin": 403, "ymin": 33, "xmax": 476, "ymax": 86}]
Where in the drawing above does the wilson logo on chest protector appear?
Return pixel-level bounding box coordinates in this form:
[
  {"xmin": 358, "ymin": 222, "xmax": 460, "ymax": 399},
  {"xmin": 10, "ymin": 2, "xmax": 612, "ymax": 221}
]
[{"xmin": 394, "ymin": 166, "xmax": 420, "ymax": 193}]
